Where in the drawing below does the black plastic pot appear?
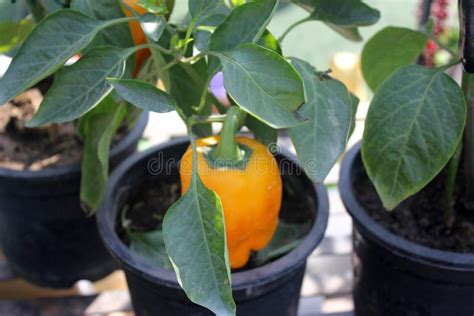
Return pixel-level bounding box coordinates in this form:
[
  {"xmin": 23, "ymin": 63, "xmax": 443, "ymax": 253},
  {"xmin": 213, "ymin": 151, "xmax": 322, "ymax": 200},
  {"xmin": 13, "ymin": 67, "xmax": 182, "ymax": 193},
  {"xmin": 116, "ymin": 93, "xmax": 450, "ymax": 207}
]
[
  {"xmin": 339, "ymin": 143, "xmax": 474, "ymax": 316},
  {"xmin": 97, "ymin": 139, "xmax": 329, "ymax": 316},
  {"xmin": 0, "ymin": 113, "xmax": 148, "ymax": 288}
]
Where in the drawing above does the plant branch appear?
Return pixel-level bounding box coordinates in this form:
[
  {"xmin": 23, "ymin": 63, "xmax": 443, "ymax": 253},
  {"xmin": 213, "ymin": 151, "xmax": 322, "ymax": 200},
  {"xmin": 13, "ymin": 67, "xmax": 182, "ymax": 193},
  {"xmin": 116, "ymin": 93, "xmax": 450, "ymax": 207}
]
[
  {"xmin": 192, "ymin": 115, "xmax": 227, "ymax": 124},
  {"xmin": 278, "ymin": 17, "xmax": 311, "ymax": 43},
  {"xmin": 182, "ymin": 19, "xmax": 196, "ymax": 55}
]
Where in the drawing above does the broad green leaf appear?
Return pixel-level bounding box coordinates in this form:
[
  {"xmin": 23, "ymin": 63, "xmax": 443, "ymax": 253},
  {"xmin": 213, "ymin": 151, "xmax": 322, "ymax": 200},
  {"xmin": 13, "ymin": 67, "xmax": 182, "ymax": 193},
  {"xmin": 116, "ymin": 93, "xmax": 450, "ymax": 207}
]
[
  {"xmin": 194, "ymin": 13, "xmax": 229, "ymax": 52},
  {"xmin": 362, "ymin": 65, "xmax": 467, "ymax": 209},
  {"xmin": 295, "ymin": 0, "xmax": 380, "ymax": 41},
  {"xmin": 362, "ymin": 27, "xmax": 428, "ymax": 91},
  {"xmin": 71, "ymin": 0, "xmax": 134, "ymax": 50},
  {"xmin": 138, "ymin": 0, "xmax": 170, "ymax": 13},
  {"xmin": 129, "ymin": 230, "xmax": 173, "ymax": 270},
  {"xmin": 0, "ymin": 18, "xmax": 34, "ymax": 54},
  {"xmin": 108, "ymin": 78, "xmax": 177, "ymax": 113},
  {"xmin": 27, "ymin": 46, "xmax": 130, "ymax": 127},
  {"xmin": 217, "ymin": 44, "xmax": 305, "ymax": 128},
  {"xmin": 348, "ymin": 92, "xmax": 360, "ymax": 137},
  {"xmin": 139, "ymin": 14, "xmax": 166, "ymax": 42},
  {"xmin": 79, "ymin": 95, "xmax": 126, "ymax": 212},
  {"xmin": 163, "ymin": 172, "xmax": 235, "ymax": 316},
  {"xmin": 0, "ymin": 9, "xmax": 111, "ymax": 105},
  {"xmin": 289, "ymin": 58, "xmax": 353, "ymax": 182},
  {"xmin": 253, "ymin": 221, "xmax": 311, "ymax": 266},
  {"xmin": 209, "ymin": 0, "xmax": 278, "ymax": 51},
  {"xmin": 189, "ymin": 0, "xmax": 222, "ymax": 25},
  {"xmin": 245, "ymin": 115, "xmax": 277, "ymax": 146},
  {"xmin": 257, "ymin": 29, "xmax": 282, "ymax": 55}
]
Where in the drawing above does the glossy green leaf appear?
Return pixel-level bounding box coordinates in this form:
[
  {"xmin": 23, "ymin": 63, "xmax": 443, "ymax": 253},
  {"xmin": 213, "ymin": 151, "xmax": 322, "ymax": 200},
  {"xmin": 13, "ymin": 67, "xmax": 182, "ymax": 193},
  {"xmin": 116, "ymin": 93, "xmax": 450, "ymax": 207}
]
[
  {"xmin": 289, "ymin": 58, "xmax": 353, "ymax": 182},
  {"xmin": 163, "ymin": 172, "xmax": 235, "ymax": 316},
  {"xmin": 27, "ymin": 46, "xmax": 130, "ymax": 127},
  {"xmin": 139, "ymin": 13, "xmax": 166, "ymax": 42},
  {"xmin": 217, "ymin": 44, "xmax": 305, "ymax": 128},
  {"xmin": 0, "ymin": 18, "xmax": 34, "ymax": 54},
  {"xmin": 209, "ymin": 0, "xmax": 277, "ymax": 51},
  {"xmin": 71, "ymin": 0, "xmax": 134, "ymax": 50},
  {"xmin": 253, "ymin": 221, "xmax": 311, "ymax": 266},
  {"xmin": 362, "ymin": 27, "xmax": 428, "ymax": 91},
  {"xmin": 257, "ymin": 29, "xmax": 282, "ymax": 55},
  {"xmin": 79, "ymin": 95, "xmax": 126, "ymax": 212},
  {"xmin": 0, "ymin": 9, "xmax": 112, "ymax": 105},
  {"xmin": 129, "ymin": 230, "xmax": 173, "ymax": 270},
  {"xmin": 245, "ymin": 115, "xmax": 277, "ymax": 146},
  {"xmin": 108, "ymin": 78, "xmax": 177, "ymax": 113},
  {"xmin": 348, "ymin": 92, "xmax": 360, "ymax": 137},
  {"xmin": 138, "ymin": 0, "xmax": 169, "ymax": 13},
  {"xmin": 362, "ymin": 65, "xmax": 467, "ymax": 209},
  {"xmin": 189, "ymin": 0, "xmax": 222, "ymax": 25},
  {"xmin": 295, "ymin": 0, "xmax": 380, "ymax": 41}
]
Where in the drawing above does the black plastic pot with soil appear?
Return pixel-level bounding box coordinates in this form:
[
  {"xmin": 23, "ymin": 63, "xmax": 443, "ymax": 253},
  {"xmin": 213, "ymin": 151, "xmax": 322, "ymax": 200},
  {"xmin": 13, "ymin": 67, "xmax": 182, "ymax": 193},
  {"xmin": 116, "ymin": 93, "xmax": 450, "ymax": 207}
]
[
  {"xmin": 97, "ymin": 139, "xmax": 329, "ymax": 316},
  {"xmin": 0, "ymin": 97, "xmax": 148, "ymax": 288},
  {"xmin": 339, "ymin": 143, "xmax": 474, "ymax": 316}
]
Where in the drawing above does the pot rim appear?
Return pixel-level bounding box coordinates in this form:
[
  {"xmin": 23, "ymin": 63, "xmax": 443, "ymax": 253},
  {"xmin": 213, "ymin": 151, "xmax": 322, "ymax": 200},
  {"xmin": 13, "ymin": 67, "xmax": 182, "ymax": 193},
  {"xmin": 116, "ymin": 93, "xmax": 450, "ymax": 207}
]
[
  {"xmin": 0, "ymin": 112, "xmax": 149, "ymax": 180},
  {"xmin": 97, "ymin": 138, "xmax": 329, "ymax": 290},
  {"xmin": 339, "ymin": 142, "xmax": 474, "ymax": 270}
]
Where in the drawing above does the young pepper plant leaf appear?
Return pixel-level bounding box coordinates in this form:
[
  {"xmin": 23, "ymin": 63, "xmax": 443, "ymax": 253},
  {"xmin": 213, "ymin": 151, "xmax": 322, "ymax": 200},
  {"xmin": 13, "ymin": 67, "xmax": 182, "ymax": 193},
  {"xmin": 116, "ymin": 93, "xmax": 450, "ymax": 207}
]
[
  {"xmin": 215, "ymin": 44, "xmax": 305, "ymax": 128},
  {"xmin": 362, "ymin": 65, "xmax": 467, "ymax": 210},
  {"xmin": 289, "ymin": 58, "xmax": 354, "ymax": 183},
  {"xmin": 245, "ymin": 115, "xmax": 278, "ymax": 146},
  {"xmin": 79, "ymin": 94, "xmax": 127, "ymax": 212},
  {"xmin": 294, "ymin": 0, "xmax": 380, "ymax": 41},
  {"xmin": 26, "ymin": 46, "xmax": 131, "ymax": 127},
  {"xmin": 0, "ymin": 9, "xmax": 120, "ymax": 105},
  {"xmin": 163, "ymin": 171, "xmax": 235, "ymax": 316},
  {"xmin": 209, "ymin": 0, "xmax": 278, "ymax": 51},
  {"xmin": 189, "ymin": 0, "xmax": 222, "ymax": 25},
  {"xmin": 128, "ymin": 230, "xmax": 173, "ymax": 270},
  {"xmin": 139, "ymin": 13, "xmax": 166, "ymax": 42},
  {"xmin": 362, "ymin": 27, "xmax": 429, "ymax": 91},
  {"xmin": 107, "ymin": 78, "xmax": 178, "ymax": 113}
]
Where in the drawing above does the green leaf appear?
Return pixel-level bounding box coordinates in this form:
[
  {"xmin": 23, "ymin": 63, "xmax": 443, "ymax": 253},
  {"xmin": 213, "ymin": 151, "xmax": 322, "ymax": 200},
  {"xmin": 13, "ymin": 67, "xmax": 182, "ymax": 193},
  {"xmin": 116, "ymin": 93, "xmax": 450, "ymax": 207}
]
[
  {"xmin": 0, "ymin": 18, "xmax": 34, "ymax": 54},
  {"xmin": 361, "ymin": 27, "xmax": 428, "ymax": 91},
  {"xmin": 71, "ymin": 0, "xmax": 134, "ymax": 50},
  {"xmin": 163, "ymin": 172, "xmax": 235, "ymax": 316},
  {"xmin": 253, "ymin": 221, "xmax": 310, "ymax": 266},
  {"xmin": 79, "ymin": 95, "xmax": 126, "ymax": 212},
  {"xmin": 107, "ymin": 78, "xmax": 177, "ymax": 113},
  {"xmin": 138, "ymin": 0, "xmax": 169, "ymax": 14},
  {"xmin": 257, "ymin": 29, "xmax": 282, "ymax": 55},
  {"xmin": 139, "ymin": 13, "xmax": 166, "ymax": 42},
  {"xmin": 27, "ymin": 46, "xmax": 130, "ymax": 127},
  {"xmin": 0, "ymin": 9, "xmax": 111, "ymax": 105},
  {"xmin": 189, "ymin": 0, "xmax": 222, "ymax": 25},
  {"xmin": 245, "ymin": 115, "xmax": 277, "ymax": 146},
  {"xmin": 129, "ymin": 230, "xmax": 173, "ymax": 270},
  {"xmin": 348, "ymin": 92, "xmax": 360, "ymax": 137},
  {"xmin": 297, "ymin": 0, "xmax": 380, "ymax": 41},
  {"xmin": 217, "ymin": 44, "xmax": 305, "ymax": 128},
  {"xmin": 209, "ymin": 0, "xmax": 278, "ymax": 51},
  {"xmin": 362, "ymin": 65, "xmax": 467, "ymax": 209},
  {"xmin": 289, "ymin": 58, "xmax": 353, "ymax": 182}
]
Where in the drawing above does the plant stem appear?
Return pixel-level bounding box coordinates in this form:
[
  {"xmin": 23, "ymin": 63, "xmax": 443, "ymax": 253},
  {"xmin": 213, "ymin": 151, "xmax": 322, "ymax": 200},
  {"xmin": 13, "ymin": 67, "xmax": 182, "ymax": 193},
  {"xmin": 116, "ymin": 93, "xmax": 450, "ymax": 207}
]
[
  {"xmin": 462, "ymin": 71, "xmax": 474, "ymax": 208},
  {"xmin": 210, "ymin": 94, "xmax": 228, "ymax": 114},
  {"xmin": 193, "ymin": 75, "xmax": 213, "ymax": 113},
  {"xmin": 423, "ymin": 31, "xmax": 458, "ymax": 58},
  {"xmin": 26, "ymin": 0, "xmax": 47, "ymax": 23},
  {"xmin": 213, "ymin": 106, "xmax": 246, "ymax": 161},
  {"xmin": 182, "ymin": 19, "xmax": 196, "ymax": 55},
  {"xmin": 443, "ymin": 140, "xmax": 463, "ymax": 227},
  {"xmin": 278, "ymin": 17, "xmax": 310, "ymax": 43},
  {"xmin": 192, "ymin": 115, "xmax": 227, "ymax": 124}
]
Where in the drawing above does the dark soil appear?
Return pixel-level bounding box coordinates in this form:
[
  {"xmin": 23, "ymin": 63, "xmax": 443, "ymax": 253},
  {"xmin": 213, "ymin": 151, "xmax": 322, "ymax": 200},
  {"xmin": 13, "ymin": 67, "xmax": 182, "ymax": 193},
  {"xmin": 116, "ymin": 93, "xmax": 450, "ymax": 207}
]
[
  {"xmin": 120, "ymin": 160, "xmax": 316, "ymax": 270},
  {"xmin": 0, "ymin": 78, "xmax": 128, "ymax": 171},
  {"xmin": 353, "ymin": 155, "xmax": 474, "ymax": 253}
]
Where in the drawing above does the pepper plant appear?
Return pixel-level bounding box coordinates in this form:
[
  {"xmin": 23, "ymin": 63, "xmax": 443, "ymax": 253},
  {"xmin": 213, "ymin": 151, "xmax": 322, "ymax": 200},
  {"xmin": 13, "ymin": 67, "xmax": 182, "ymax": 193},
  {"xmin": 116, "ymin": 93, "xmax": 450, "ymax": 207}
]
[
  {"xmin": 359, "ymin": 2, "xmax": 471, "ymax": 226},
  {"xmin": 0, "ymin": 0, "xmax": 379, "ymax": 314}
]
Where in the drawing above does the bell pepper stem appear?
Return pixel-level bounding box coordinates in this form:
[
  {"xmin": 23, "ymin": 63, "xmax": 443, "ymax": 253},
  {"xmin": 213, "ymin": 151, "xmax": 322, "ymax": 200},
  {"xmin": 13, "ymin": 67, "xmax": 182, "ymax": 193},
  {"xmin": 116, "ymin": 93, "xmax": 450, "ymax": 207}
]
[{"xmin": 213, "ymin": 106, "xmax": 246, "ymax": 161}]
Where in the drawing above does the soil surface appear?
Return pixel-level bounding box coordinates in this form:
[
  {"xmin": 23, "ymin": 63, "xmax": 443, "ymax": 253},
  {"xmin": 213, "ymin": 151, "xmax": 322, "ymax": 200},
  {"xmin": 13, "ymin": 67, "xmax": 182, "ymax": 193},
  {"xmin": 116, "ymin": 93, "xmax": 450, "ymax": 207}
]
[
  {"xmin": 120, "ymin": 162, "xmax": 316, "ymax": 270},
  {"xmin": 0, "ymin": 78, "xmax": 127, "ymax": 171},
  {"xmin": 353, "ymin": 156, "xmax": 474, "ymax": 253}
]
